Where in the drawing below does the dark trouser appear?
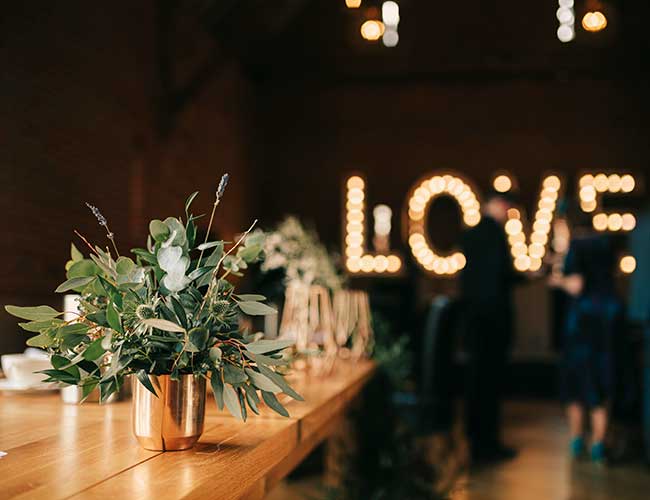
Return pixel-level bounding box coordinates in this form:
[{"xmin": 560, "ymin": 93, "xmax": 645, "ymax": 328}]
[
  {"xmin": 644, "ymin": 324, "xmax": 650, "ymax": 462},
  {"xmin": 464, "ymin": 302, "xmax": 512, "ymax": 455}
]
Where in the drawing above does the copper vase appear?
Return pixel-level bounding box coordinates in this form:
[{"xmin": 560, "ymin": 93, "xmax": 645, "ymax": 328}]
[{"xmin": 132, "ymin": 374, "xmax": 206, "ymax": 451}]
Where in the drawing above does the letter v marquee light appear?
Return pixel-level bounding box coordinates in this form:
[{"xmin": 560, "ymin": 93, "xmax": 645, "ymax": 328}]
[{"xmin": 503, "ymin": 174, "xmax": 562, "ymax": 272}]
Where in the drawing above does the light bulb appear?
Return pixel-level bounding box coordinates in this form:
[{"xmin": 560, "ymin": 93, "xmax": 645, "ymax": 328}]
[
  {"xmin": 360, "ymin": 20, "xmax": 385, "ymax": 41},
  {"xmin": 582, "ymin": 11, "xmax": 607, "ymax": 32},
  {"xmin": 493, "ymin": 175, "xmax": 512, "ymax": 193},
  {"xmin": 620, "ymin": 256, "xmax": 636, "ymax": 274}
]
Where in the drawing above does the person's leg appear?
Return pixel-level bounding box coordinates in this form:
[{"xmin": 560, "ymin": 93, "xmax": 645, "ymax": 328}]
[
  {"xmin": 590, "ymin": 406, "xmax": 608, "ymax": 462},
  {"xmin": 590, "ymin": 406, "xmax": 607, "ymax": 443},
  {"xmin": 567, "ymin": 402, "xmax": 584, "ymax": 438},
  {"xmin": 567, "ymin": 403, "xmax": 585, "ymax": 458}
]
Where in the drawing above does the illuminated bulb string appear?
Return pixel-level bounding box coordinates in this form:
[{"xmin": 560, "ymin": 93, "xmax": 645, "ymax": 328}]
[
  {"xmin": 557, "ymin": 0, "xmax": 575, "ymax": 42},
  {"xmin": 578, "ymin": 173, "xmax": 636, "ymax": 232},
  {"xmin": 345, "ymin": 176, "xmax": 402, "ymax": 274},
  {"xmin": 407, "ymin": 174, "xmax": 478, "ymax": 276},
  {"xmin": 381, "ymin": 1, "xmax": 399, "ymax": 47},
  {"xmin": 504, "ymin": 175, "xmax": 562, "ymax": 272}
]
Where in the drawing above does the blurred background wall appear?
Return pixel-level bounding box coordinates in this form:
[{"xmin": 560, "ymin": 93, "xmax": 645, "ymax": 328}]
[
  {"xmin": 1, "ymin": 0, "xmax": 649, "ymax": 356},
  {"xmin": 0, "ymin": 1, "xmax": 256, "ymax": 353}
]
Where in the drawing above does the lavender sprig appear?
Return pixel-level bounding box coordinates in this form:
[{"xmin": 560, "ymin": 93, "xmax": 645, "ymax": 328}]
[
  {"xmin": 86, "ymin": 203, "xmax": 107, "ymax": 227},
  {"xmin": 85, "ymin": 202, "xmax": 120, "ymax": 257},
  {"xmin": 196, "ymin": 172, "xmax": 230, "ymax": 269},
  {"xmin": 216, "ymin": 173, "xmax": 229, "ymax": 202}
]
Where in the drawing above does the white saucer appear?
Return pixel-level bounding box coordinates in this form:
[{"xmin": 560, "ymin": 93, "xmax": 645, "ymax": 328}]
[{"xmin": 0, "ymin": 379, "xmax": 59, "ymax": 393}]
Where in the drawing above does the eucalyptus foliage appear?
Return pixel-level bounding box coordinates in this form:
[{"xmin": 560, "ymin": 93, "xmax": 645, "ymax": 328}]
[{"xmin": 5, "ymin": 175, "xmax": 302, "ymax": 419}]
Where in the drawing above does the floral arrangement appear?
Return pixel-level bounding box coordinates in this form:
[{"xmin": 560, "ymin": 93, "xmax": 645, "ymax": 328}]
[
  {"xmin": 4, "ymin": 174, "xmax": 302, "ymax": 420},
  {"xmin": 261, "ymin": 216, "xmax": 344, "ymax": 291}
]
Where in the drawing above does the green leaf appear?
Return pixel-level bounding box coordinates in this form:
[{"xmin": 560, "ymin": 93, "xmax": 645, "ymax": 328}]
[
  {"xmin": 187, "ymin": 327, "xmax": 208, "ymax": 352},
  {"xmin": 149, "ymin": 219, "xmax": 170, "ymax": 242},
  {"xmin": 5, "ymin": 305, "xmax": 60, "ymax": 321},
  {"xmin": 26, "ymin": 333, "xmax": 55, "ymax": 348},
  {"xmin": 56, "ymin": 323, "xmax": 89, "ymax": 337},
  {"xmin": 40, "ymin": 369, "xmax": 78, "ymax": 385},
  {"xmin": 67, "ymin": 259, "xmax": 101, "ymax": 279},
  {"xmin": 163, "ymin": 217, "xmax": 187, "ymax": 247},
  {"xmin": 51, "ymin": 355, "xmax": 80, "ymax": 379},
  {"xmin": 115, "ymin": 257, "xmax": 135, "ymax": 275},
  {"xmin": 70, "ymin": 243, "xmax": 84, "ymax": 262},
  {"xmin": 141, "ymin": 318, "xmax": 185, "ymax": 333},
  {"xmin": 136, "ymin": 370, "xmax": 158, "ymax": 397},
  {"xmin": 236, "ymin": 294, "xmax": 267, "ymax": 302},
  {"xmin": 83, "ymin": 337, "xmax": 106, "ymax": 361},
  {"xmin": 246, "ymin": 339, "xmax": 295, "ymax": 354},
  {"xmin": 223, "ymin": 363, "xmax": 247, "ymax": 384},
  {"xmin": 188, "ymin": 266, "xmax": 213, "ymax": 281},
  {"xmin": 237, "ymin": 301, "xmax": 277, "ymax": 316},
  {"xmin": 238, "ymin": 389, "xmax": 247, "ymax": 422},
  {"xmin": 186, "ymin": 219, "xmax": 197, "ymax": 249},
  {"xmin": 244, "ymin": 351, "xmax": 287, "ymax": 366},
  {"xmin": 106, "ymin": 301, "xmax": 123, "ymax": 333},
  {"xmin": 55, "ymin": 276, "xmax": 96, "ymax": 293},
  {"xmin": 99, "ymin": 378, "xmax": 119, "ymax": 403},
  {"xmin": 258, "ymin": 364, "xmax": 304, "ymax": 401},
  {"xmin": 261, "ymin": 391, "xmax": 289, "ymax": 418},
  {"xmin": 19, "ymin": 318, "xmax": 63, "ymax": 333},
  {"xmin": 245, "ymin": 368, "xmax": 281, "ymax": 393},
  {"xmin": 243, "ymin": 384, "xmax": 260, "ymax": 415},
  {"xmin": 238, "ymin": 244, "xmax": 262, "ymax": 262},
  {"xmin": 86, "ymin": 310, "xmax": 109, "ymax": 328},
  {"xmin": 210, "ymin": 370, "xmax": 224, "ymax": 410},
  {"xmin": 185, "ymin": 191, "xmax": 199, "ymax": 217},
  {"xmin": 131, "ymin": 248, "xmax": 157, "ymax": 265},
  {"xmin": 81, "ymin": 379, "xmax": 99, "ymax": 401},
  {"xmin": 169, "ymin": 296, "xmax": 188, "ymax": 328},
  {"xmin": 57, "ymin": 323, "xmax": 89, "ymax": 349},
  {"xmin": 223, "ymin": 384, "xmax": 244, "ymax": 421},
  {"xmin": 204, "ymin": 243, "xmax": 224, "ymax": 267},
  {"xmin": 197, "ymin": 241, "xmax": 222, "ymax": 251},
  {"xmin": 245, "ymin": 230, "xmax": 265, "ymax": 247}
]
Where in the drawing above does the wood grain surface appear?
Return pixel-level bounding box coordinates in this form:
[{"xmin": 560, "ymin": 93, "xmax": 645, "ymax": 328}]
[{"xmin": 0, "ymin": 359, "xmax": 374, "ymax": 500}]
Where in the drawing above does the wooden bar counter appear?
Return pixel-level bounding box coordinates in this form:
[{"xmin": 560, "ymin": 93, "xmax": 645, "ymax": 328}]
[{"xmin": 0, "ymin": 360, "xmax": 375, "ymax": 500}]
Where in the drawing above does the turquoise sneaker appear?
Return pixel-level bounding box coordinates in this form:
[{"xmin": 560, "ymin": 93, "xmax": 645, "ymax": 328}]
[
  {"xmin": 569, "ymin": 437, "xmax": 584, "ymax": 459},
  {"xmin": 590, "ymin": 442, "xmax": 606, "ymax": 464}
]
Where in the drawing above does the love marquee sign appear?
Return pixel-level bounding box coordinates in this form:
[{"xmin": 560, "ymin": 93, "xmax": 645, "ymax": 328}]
[{"xmin": 342, "ymin": 171, "xmax": 641, "ymax": 277}]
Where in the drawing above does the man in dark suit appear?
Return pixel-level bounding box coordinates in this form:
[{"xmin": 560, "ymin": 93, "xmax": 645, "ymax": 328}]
[{"xmin": 460, "ymin": 191, "xmax": 519, "ymax": 463}]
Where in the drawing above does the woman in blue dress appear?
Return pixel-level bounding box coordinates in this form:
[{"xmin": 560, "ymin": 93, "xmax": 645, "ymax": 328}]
[{"xmin": 549, "ymin": 225, "xmax": 623, "ymax": 463}]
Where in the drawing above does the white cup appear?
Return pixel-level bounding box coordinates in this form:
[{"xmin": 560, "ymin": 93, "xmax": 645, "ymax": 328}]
[{"xmin": 1, "ymin": 354, "xmax": 51, "ymax": 386}]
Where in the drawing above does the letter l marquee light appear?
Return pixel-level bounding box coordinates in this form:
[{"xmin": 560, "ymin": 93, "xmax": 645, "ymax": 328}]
[{"xmin": 344, "ymin": 175, "xmax": 402, "ymax": 274}]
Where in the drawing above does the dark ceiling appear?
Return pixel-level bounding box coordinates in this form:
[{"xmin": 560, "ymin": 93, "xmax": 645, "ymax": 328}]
[{"xmin": 199, "ymin": 0, "xmax": 650, "ymax": 83}]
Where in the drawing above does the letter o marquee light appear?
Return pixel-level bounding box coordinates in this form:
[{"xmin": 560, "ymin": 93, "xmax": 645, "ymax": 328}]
[{"xmin": 407, "ymin": 174, "xmax": 480, "ymax": 276}]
